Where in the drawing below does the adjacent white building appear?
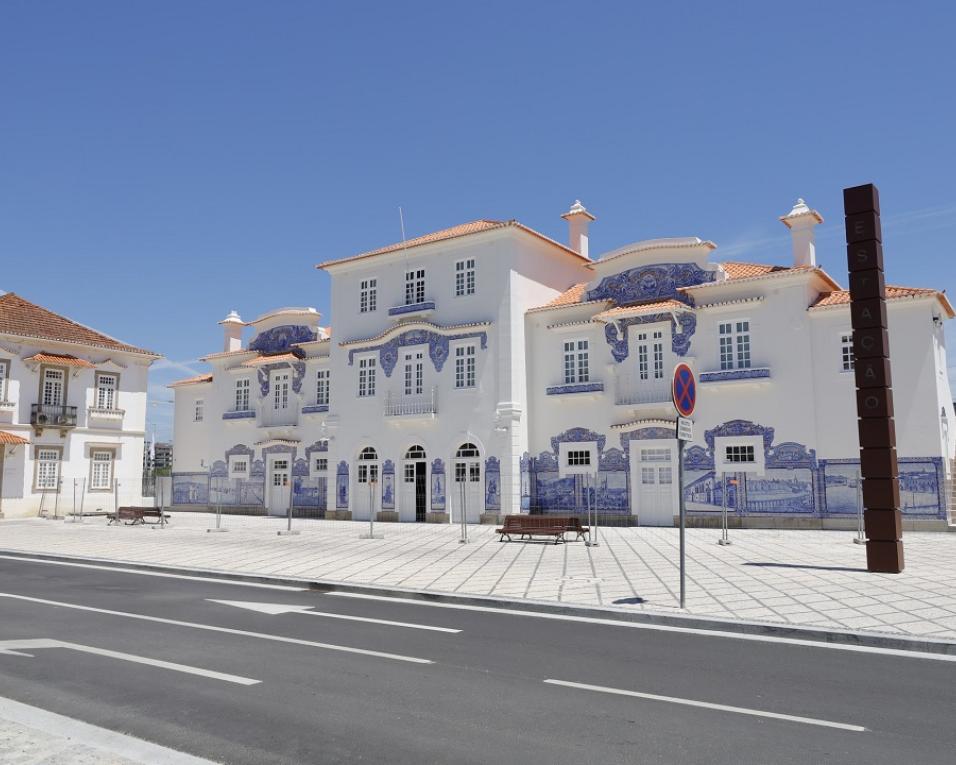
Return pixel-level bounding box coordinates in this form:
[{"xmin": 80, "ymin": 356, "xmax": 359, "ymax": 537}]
[
  {"xmin": 0, "ymin": 292, "xmax": 160, "ymax": 518},
  {"xmin": 170, "ymin": 201, "xmax": 955, "ymax": 528}
]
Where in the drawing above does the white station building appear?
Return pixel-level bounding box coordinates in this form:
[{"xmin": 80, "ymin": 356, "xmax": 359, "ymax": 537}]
[
  {"xmin": 0, "ymin": 292, "xmax": 159, "ymax": 518},
  {"xmin": 170, "ymin": 200, "xmax": 956, "ymax": 528}
]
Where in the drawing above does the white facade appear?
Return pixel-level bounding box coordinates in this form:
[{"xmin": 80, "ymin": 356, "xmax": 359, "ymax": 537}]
[
  {"xmin": 0, "ymin": 294, "xmax": 159, "ymax": 518},
  {"xmin": 170, "ymin": 203, "xmax": 955, "ymax": 528}
]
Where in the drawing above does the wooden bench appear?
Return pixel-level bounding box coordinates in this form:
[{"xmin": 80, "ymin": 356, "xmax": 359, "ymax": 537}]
[
  {"xmin": 108, "ymin": 506, "xmax": 170, "ymax": 526},
  {"xmin": 495, "ymin": 515, "xmax": 589, "ymax": 544}
]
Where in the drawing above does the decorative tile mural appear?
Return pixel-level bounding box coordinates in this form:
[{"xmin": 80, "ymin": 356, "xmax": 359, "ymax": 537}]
[
  {"xmin": 603, "ymin": 312, "xmax": 697, "ymax": 362},
  {"xmin": 485, "ymin": 456, "xmax": 500, "ymax": 511},
  {"xmin": 336, "ymin": 461, "xmax": 349, "ymax": 509},
  {"xmin": 347, "ymin": 328, "xmax": 488, "ymax": 377},
  {"xmin": 821, "ymin": 458, "xmax": 944, "ymax": 517},
  {"xmin": 431, "ymin": 458, "xmax": 445, "ymax": 510},
  {"xmin": 586, "ymin": 262, "xmax": 715, "ymax": 304},
  {"xmin": 172, "ymin": 472, "xmax": 209, "ymax": 505},
  {"xmin": 382, "ymin": 459, "xmax": 395, "ymax": 509},
  {"xmin": 249, "ymin": 325, "xmax": 317, "ymax": 354},
  {"xmin": 257, "ymin": 360, "xmax": 306, "ymax": 396}
]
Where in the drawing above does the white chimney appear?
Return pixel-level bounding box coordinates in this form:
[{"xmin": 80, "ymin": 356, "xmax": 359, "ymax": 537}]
[
  {"xmin": 779, "ymin": 198, "xmax": 823, "ymax": 268},
  {"xmin": 562, "ymin": 200, "xmax": 595, "ymax": 258},
  {"xmin": 218, "ymin": 310, "xmax": 244, "ymax": 353}
]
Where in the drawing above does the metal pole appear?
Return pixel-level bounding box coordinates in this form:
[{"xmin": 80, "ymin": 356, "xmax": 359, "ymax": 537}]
[
  {"xmin": 279, "ymin": 453, "xmax": 301, "ymax": 536},
  {"xmin": 52, "ymin": 476, "xmax": 61, "ymax": 520},
  {"xmin": 854, "ymin": 469, "xmax": 866, "ymax": 544},
  {"xmin": 678, "ymin": 437, "xmax": 686, "ymax": 609},
  {"xmin": 113, "ymin": 478, "xmax": 119, "ymax": 521},
  {"xmin": 71, "ymin": 478, "xmax": 76, "ymax": 522},
  {"xmin": 718, "ymin": 471, "xmax": 731, "ymax": 546},
  {"xmin": 591, "ymin": 472, "xmax": 600, "ymax": 547},
  {"xmin": 78, "ymin": 477, "xmax": 86, "ymax": 523},
  {"xmin": 459, "ymin": 469, "xmax": 467, "ymax": 544}
]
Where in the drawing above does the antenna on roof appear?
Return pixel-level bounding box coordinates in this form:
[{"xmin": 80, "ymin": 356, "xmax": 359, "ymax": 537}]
[{"xmin": 399, "ymin": 207, "xmax": 411, "ymax": 287}]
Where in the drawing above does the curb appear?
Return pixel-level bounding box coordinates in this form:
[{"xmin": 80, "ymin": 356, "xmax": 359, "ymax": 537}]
[{"xmin": 3, "ymin": 548, "xmax": 956, "ymax": 656}]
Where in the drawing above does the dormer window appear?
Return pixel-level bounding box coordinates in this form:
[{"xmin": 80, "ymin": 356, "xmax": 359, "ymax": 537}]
[{"xmin": 405, "ymin": 269, "xmax": 425, "ymax": 305}]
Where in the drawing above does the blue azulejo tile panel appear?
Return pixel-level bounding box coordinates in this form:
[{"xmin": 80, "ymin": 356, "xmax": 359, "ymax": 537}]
[
  {"xmin": 222, "ymin": 410, "xmax": 256, "ymax": 420},
  {"xmin": 387, "ymin": 301, "xmax": 436, "ymax": 316},
  {"xmin": 699, "ymin": 368, "xmax": 771, "ymax": 383},
  {"xmin": 485, "ymin": 456, "xmax": 500, "ymax": 511},
  {"xmin": 545, "ymin": 382, "xmax": 604, "ymax": 395},
  {"xmin": 301, "ymin": 404, "xmax": 329, "ymax": 414},
  {"xmin": 336, "ymin": 461, "xmax": 349, "ymax": 509},
  {"xmin": 172, "ymin": 472, "xmax": 209, "ymax": 505},
  {"xmin": 821, "ymin": 458, "xmax": 944, "ymax": 517},
  {"xmin": 209, "ymin": 476, "xmax": 265, "ymax": 507},
  {"xmin": 381, "ymin": 472, "xmax": 395, "ymax": 509}
]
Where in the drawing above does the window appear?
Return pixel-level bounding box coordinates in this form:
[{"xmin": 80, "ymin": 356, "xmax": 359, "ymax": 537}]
[
  {"xmin": 88, "ymin": 450, "xmax": 113, "ymax": 490},
  {"xmin": 316, "ymin": 369, "xmax": 330, "ymax": 405},
  {"xmin": 0, "ymin": 359, "xmax": 8, "ymax": 401},
  {"xmin": 405, "ymin": 269, "xmax": 425, "ymax": 305},
  {"xmin": 235, "ymin": 378, "xmax": 250, "ymax": 411},
  {"xmin": 719, "ymin": 320, "xmax": 751, "ymax": 370},
  {"xmin": 841, "ymin": 333, "xmax": 855, "ymax": 372},
  {"xmin": 194, "ymin": 398, "xmax": 204, "ymax": 422},
  {"xmin": 404, "ymin": 352, "xmax": 424, "ymax": 396},
  {"xmin": 314, "ymin": 457, "xmax": 328, "ymax": 472},
  {"xmin": 563, "ymin": 339, "xmax": 589, "ymax": 384},
  {"xmin": 272, "ymin": 371, "xmax": 290, "ymax": 410},
  {"xmin": 455, "ymin": 344, "xmax": 476, "ymax": 389},
  {"xmin": 360, "ymin": 278, "xmax": 377, "ymax": 313},
  {"xmin": 652, "ymin": 331, "xmax": 664, "ymax": 379},
  {"xmin": 637, "ymin": 333, "xmax": 649, "ymax": 380},
  {"xmin": 455, "ymin": 258, "xmax": 476, "ymax": 296},
  {"xmin": 725, "ymin": 445, "xmax": 756, "ymax": 463},
  {"xmin": 42, "ymin": 368, "xmax": 64, "ymax": 407},
  {"xmin": 641, "ymin": 448, "xmax": 670, "ymax": 462},
  {"xmin": 230, "ymin": 459, "xmax": 249, "ymax": 478},
  {"xmin": 357, "ymin": 446, "xmax": 379, "ymax": 484},
  {"xmin": 95, "ymin": 373, "xmax": 118, "ymax": 409},
  {"xmin": 36, "ymin": 448, "xmax": 61, "ymax": 490},
  {"xmin": 358, "ymin": 357, "xmax": 377, "ymax": 397},
  {"xmin": 636, "ymin": 332, "xmax": 664, "ymax": 380},
  {"xmin": 404, "ymin": 464, "xmax": 416, "ymax": 482},
  {"xmin": 567, "ymin": 449, "xmax": 591, "ymax": 467}
]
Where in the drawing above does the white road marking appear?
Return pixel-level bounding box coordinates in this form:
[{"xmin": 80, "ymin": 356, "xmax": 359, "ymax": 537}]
[
  {"xmin": 0, "ymin": 592, "xmax": 432, "ymax": 665},
  {"xmin": 544, "ymin": 679, "xmax": 866, "ymax": 732},
  {"xmin": 0, "ymin": 694, "xmax": 219, "ymax": 764},
  {"xmin": 0, "ymin": 554, "xmax": 307, "ymax": 591},
  {"xmin": 207, "ymin": 599, "xmax": 460, "ymax": 633},
  {"xmin": 0, "ymin": 638, "xmax": 259, "ymax": 685},
  {"xmin": 327, "ymin": 592, "xmax": 956, "ymax": 663}
]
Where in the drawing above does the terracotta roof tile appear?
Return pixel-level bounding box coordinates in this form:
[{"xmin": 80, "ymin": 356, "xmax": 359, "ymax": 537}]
[
  {"xmin": 0, "ymin": 292, "xmax": 158, "ymax": 356},
  {"xmin": 241, "ymin": 352, "xmax": 300, "ymax": 367},
  {"xmin": 23, "ymin": 352, "xmax": 94, "ymax": 368},
  {"xmin": 593, "ymin": 300, "xmax": 689, "ymax": 322},
  {"xmin": 168, "ymin": 373, "xmax": 213, "ymax": 388},
  {"xmin": 0, "ymin": 431, "xmax": 29, "ymax": 445},
  {"xmin": 811, "ymin": 285, "xmax": 954, "ymax": 316}
]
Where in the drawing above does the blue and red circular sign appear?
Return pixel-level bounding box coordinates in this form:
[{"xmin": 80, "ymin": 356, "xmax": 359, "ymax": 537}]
[{"xmin": 672, "ymin": 363, "xmax": 696, "ymax": 418}]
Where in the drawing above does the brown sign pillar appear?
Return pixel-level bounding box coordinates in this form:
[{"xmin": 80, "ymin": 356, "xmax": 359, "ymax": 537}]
[{"xmin": 843, "ymin": 183, "xmax": 904, "ymax": 573}]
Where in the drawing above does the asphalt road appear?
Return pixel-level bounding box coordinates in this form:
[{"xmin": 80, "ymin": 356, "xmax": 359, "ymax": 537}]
[{"xmin": 0, "ymin": 555, "xmax": 954, "ymax": 765}]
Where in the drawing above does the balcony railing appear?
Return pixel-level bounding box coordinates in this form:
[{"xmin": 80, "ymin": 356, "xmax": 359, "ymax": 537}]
[
  {"xmin": 384, "ymin": 387, "xmax": 438, "ymax": 417},
  {"xmin": 31, "ymin": 403, "xmax": 78, "ymax": 428},
  {"xmin": 260, "ymin": 407, "xmax": 298, "ymax": 427},
  {"xmin": 614, "ymin": 374, "xmax": 673, "ymax": 407}
]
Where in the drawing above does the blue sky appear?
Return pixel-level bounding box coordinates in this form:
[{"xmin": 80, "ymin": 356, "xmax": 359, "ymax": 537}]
[{"xmin": 2, "ymin": 1, "xmax": 954, "ymax": 440}]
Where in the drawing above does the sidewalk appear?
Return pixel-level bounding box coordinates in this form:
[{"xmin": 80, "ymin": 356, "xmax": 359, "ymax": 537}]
[{"xmin": 2, "ymin": 514, "xmax": 955, "ymax": 641}]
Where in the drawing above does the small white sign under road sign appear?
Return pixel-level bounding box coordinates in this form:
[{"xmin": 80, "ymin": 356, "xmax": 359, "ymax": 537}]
[{"xmin": 677, "ymin": 417, "xmax": 693, "ymax": 442}]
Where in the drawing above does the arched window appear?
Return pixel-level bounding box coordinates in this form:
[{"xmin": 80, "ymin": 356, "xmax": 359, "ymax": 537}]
[
  {"xmin": 358, "ymin": 447, "xmax": 378, "ymax": 461},
  {"xmin": 357, "ymin": 447, "xmax": 378, "ymax": 484},
  {"xmin": 456, "ymin": 443, "xmax": 480, "ymax": 458},
  {"xmin": 405, "ymin": 445, "xmax": 427, "ymax": 460},
  {"xmin": 454, "ymin": 443, "xmax": 481, "ymax": 483}
]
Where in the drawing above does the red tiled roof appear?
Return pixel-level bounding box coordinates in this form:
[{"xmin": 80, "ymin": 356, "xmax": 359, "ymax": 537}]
[
  {"xmin": 0, "ymin": 292, "xmax": 158, "ymax": 356},
  {"xmin": 23, "ymin": 352, "xmax": 94, "ymax": 368},
  {"xmin": 811, "ymin": 285, "xmax": 955, "ymax": 316},
  {"xmin": 317, "ymin": 219, "xmax": 585, "ymax": 269},
  {"xmin": 721, "ymin": 262, "xmax": 791, "ymax": 280},
  {"xmin": 527, "ymin": 283, "xmax": 599, "ymax": 313},
  {"xmin": 168, "ymin": 374, "xmax": 213, "ymax": 388},
  {"xmin": 241, "ymin": 353, "xmax": 300, "ymax": 367},
  {"xmin": 593, "ymin": 300, "xmax": 689, "ymax": 321},
  {"xmin": 0, "ymin": 431, "xmax": 29, "ymax": 445}
]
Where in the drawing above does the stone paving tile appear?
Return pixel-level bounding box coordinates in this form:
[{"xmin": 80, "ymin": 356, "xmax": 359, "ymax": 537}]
[{"xmin": 1, "ymin": 515, "xmax": 955, "ymax": 641}]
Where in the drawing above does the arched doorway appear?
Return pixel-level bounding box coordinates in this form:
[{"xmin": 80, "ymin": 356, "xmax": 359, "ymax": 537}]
[
  {"xmin": 355, "ymin": 447, "xmax": 379, "ymax": 521},
  {"xmin": 451, "ymin": 442, "xmax": 482, "ymax": 524},
  {"xmin": 401, "ymin": 445, "xmax": 429, "ymax": 522}
]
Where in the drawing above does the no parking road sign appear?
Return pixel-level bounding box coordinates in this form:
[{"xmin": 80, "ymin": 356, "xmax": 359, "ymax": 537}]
[{"xmin": 672, "ymin": 363, "xmax": 696, "ymax": 419}]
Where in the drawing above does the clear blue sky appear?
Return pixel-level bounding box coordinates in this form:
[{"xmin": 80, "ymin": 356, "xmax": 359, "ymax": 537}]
[{"xmin": 2, "ymin": 1, "xmax": 954, "ymax": 440}]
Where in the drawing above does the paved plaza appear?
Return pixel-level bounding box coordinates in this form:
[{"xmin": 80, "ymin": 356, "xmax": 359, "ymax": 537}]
[{"xmin": 1, "ymin": 514, "xmax": 955, "ymax": 641}]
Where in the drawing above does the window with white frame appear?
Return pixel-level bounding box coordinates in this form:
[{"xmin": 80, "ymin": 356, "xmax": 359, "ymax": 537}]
[
  {"xmin": 636, "ymin": 332, "xmax": 664, "ymax": 380},
  {"xmin": 841, "ymin": 333, "xmax": 855, "ymax": 372},
  {"xmin": 725, "ymin": 444, "xmax": 756, "ymax": 463},
  {"xmin": 567, "ymin": 449, "xmax": 591, "ymax": 467},
  {"xmin": 90, "ymin": 450, "xmax": 114, "ymax": 490},
  {"xmin": 194, "ymin": 398, "xmax": 204, "ymax": 422},
  {"xmin": 455, "ymin": 258, "xmax": 476, "ymax": 296},
  {"xmin": 235, "ymin": 378, "xmax": 250, "ymax": 411},
  {"xmin": 455, "ymin": 344, "xmax": 476, "ymax": 389},
  {"xmin": 35, "ymin": 448, "xmax": 61, "ymax": 490},
  {"xmin": 357, "ymin": 447, "xmax": 379, "ymax": 483},
  {"xmin": 652, "ymin": 330, "xmax": 664, "ymax": 379},
  {"xmin": 404, "ymin": 351, "xmax": 424, "ymax": 396},
  {"xmin": 272, "ymin": 371, "xmax": 290, "ymax": 410},
  {"xmin": 42, "ymin": 368, "xmax": 64, "ymax": 406},
  {"xmin": 316, "ymin": 369, "xmax": 330, "ymax": 405},
  {"xmin": 95, "ymin": 373, "xmax": 118, "ymax": 409},
  {"xmin": 360, "ymin": 278, "xmax": 377, "ymax": 313},
  {"xmin": 719, "ymin": 320, "xmax": 751, "ymax": 370},
  {"xmin": 404, "ymin": 463, "xmax": 416, "ymax": 482},
  {"xmin": 0, "ymin": 359, "xmax": 8, "ymax": 401},
  {"xmin": 405, "ymin": 269, "xmax": 426, "ymax": 305},
  {"xmin": 358, "ymin": 357, "xmax": 377, "ymax": 397},
  {"xmin": 314, "ymin": 457, "xmax": 328, "ymax": 472},
  {"xmin": 562, "ymin": 339, "xmax": 589, "ymax": 384},
  {"xmin": 230, "ymin": 457, "xmax": 249, "ymax": 478}
]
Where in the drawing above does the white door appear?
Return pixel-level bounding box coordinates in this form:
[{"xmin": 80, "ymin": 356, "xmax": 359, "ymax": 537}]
[
  {"xmin": 267, "ymin": 370, "xmax": 291, "ymax": 426},
  {"xmin": 268, "ymin": 459, "xmax": 290, "ymax": 516},
  {"xmin": 42, "ymin": 369, "xmax": 64, "ymax": 407},
  {"xmin": 450, "ymin": 459, "xmax": 482, "ymax": 524},
  {"xmin": 355, "ymin": 461, "xmax": 379, "ymax": 520},
  {"xmin": 632, "ymin": 445, "xmax": 676, "ymax": 526}
]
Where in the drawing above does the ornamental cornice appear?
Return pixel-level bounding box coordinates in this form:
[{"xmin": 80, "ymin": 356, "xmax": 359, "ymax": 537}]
[{"xmin": 339, "ymin": 319, "xmax": 492, "ymax": 347}]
